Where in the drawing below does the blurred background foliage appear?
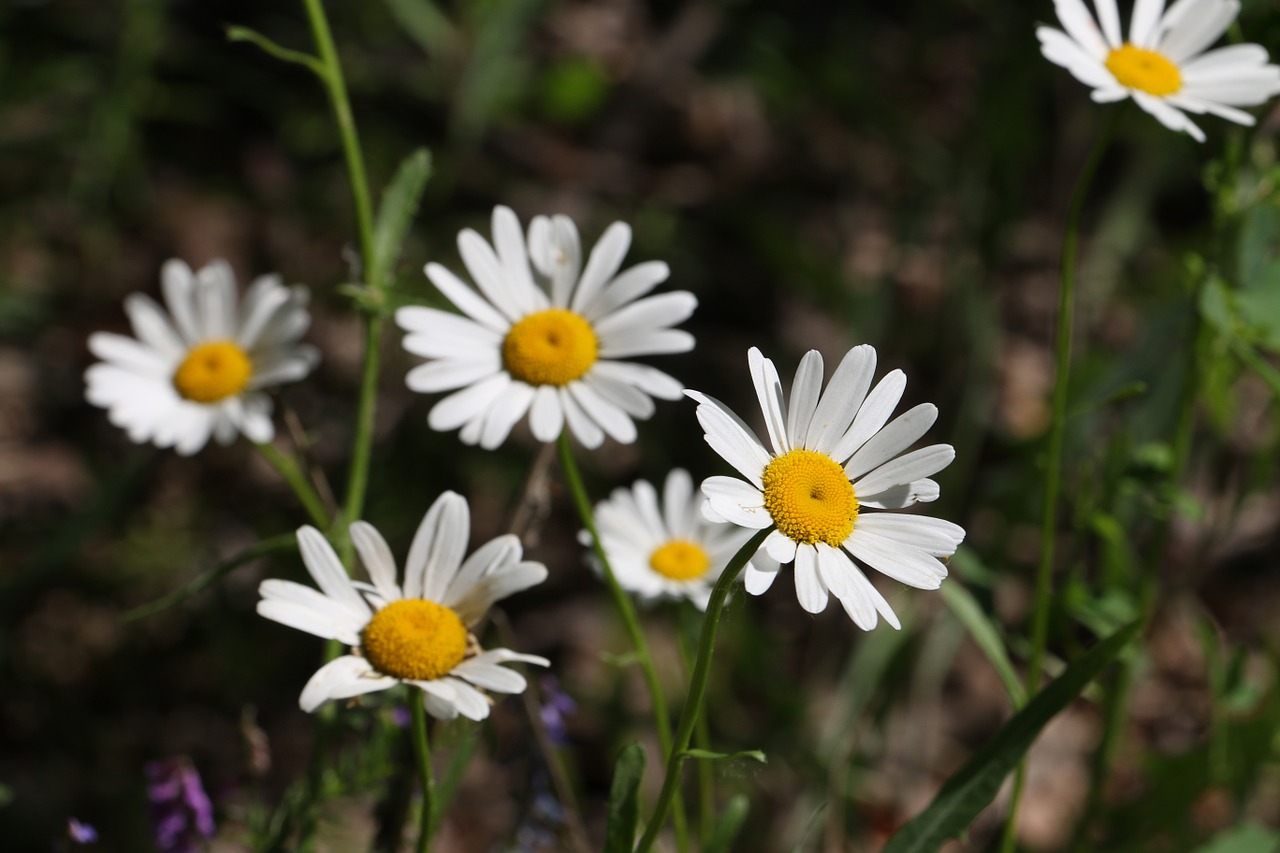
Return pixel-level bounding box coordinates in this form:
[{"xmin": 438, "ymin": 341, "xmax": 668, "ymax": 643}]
[{"xmin": 3, "ymin": 0, "xmax": 1280, "ymax": 850}]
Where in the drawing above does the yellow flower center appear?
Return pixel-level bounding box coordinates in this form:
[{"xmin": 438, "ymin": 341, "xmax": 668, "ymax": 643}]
[
  {"xmin": 1105, "ymin": 44, "xmax": 1181, "ymax": 96},
  {"xmin": 360, "ymin": 599, "xmax": 468, "ymax": 681},
  {"xmin": 502, "ymin": 309, "xmax": 598, "ymax": 387},
  {"xmin": 173, "ymin": 340, "xmax": 253, "ymax": 403},
  {"xmin": 761, "ymin": 449, "xmax": 858, "ymax": 547},
  {"xmin": 649, "ymin": 539, "xmax": 711, "ymax": 582}
]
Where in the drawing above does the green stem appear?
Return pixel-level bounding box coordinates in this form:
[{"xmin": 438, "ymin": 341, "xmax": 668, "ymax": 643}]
[
  {"xmin": 1001, "ymin": 108, "xmax": 1121, "ymax": 853},
  {"xmin": 255, "ymin": 443, "xmax": 331, "ymax": 528},
  {"xmin": 634, "ymin": 527, "xmax": 772, "ymax": 853},
  {"xmin": 410, "ymin": 693, "xmax": 437, "ymax": 852},
  {"xmin": 555, "ymin": 433, "xmax": 688, "ymax": 850},
  {"xmin": 300, "ymin": 0, "xmax": 383, "ymax": 561}
]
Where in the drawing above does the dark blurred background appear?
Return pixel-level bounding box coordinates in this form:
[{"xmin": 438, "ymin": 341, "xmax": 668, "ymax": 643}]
[{"xmin": 4, "ymin": 0, "xmax": 1280, "ymax": 850}]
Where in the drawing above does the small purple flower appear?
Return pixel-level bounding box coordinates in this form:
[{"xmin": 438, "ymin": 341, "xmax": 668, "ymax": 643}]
[
  {"xmin": 538, "ymin": 676, "xmax": 577, "ymax": 747},
  {"xmin": 391, "ymin": 705, "xmax": 412, "ymax": 729},
  {"xmin": 145, "ymin": 757, "xmax": 215, "ymax": 853},
  {"xmin": 66, "ymin": 818, "xmax": 98, "ymax": 844}
]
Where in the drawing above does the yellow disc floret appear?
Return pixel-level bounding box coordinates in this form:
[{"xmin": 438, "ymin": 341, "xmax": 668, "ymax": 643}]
[
  {"xmin": 1105, "ymin": 44, "xmax": 1181, "ymax": 96},
  {"xmin": 173, "ymin": 340, "xmax": 253, "ymax": 403},
  {"xmin": 649, "ymin": 539, "xmax": 711, "ymax": 582},
  {"xmin": 502, "ymin": 309, "xmax": 598, "ymax": 387},
  {"xmin": 762, "ymin": 448, "xmax": 858, "ymax": 547},
  {"xmin": 360, "ymin": 599, "xmax": 468, "ymax": 681}
]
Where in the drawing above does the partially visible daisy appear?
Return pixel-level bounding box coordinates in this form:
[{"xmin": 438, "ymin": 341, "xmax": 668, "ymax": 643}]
[
  {"xmin": 1037, "ymin": 0, "xmax": 1280, "ymax": 141},
  {"xmin": 586, "ymin": 468, "xmax": 778, "ymax": 610},
  {"xmin": 396, "ymin": 206, "xmax": 696, "ymax": 450},
  {"xmin": 85, "ymin": 259, "xmax": 319, "ymax": 455},
  {"xmin": 687, "ymin": 346, "xmax": 966, "ymax": 630},
  {"xmin": 257, "ymin": 491, "xmax": 549, "ymax": 720}
]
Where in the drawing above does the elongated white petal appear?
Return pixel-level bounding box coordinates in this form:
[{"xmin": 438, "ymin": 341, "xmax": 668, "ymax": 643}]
[
  {"xmin": 297, "ymin": 526, "xmax": 370, "ymax": 614},
  {"xmin": 854, "ymin": 444, "xmax": 954, "ymax": 497},
  {"xmin": 844, "ymin": 403, "xmax": 938, "ymax": 481},
  {"xmin": 349, "ymin": 521, "xmax": 402, "ymax": 602},
  {"xmin": 804, "ymin": 345, "xmax": 875, "ymax": 454},
  {"xmin": 685, "ymin": 390, "xmax": 771, "ymax": 487},
  {"xmin": 299, "ymin": 655, "xmax": 395, "ymax": 712},
  {"xmin": 794, "ymin": 546, "xmax": 828, "ymax": 613},
  {"xmin": 405, "ymin": 491, "xmax": 470, "ymax": 601}
]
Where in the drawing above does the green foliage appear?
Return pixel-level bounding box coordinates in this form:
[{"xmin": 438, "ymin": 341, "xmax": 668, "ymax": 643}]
[
  {"xmin": 884, "ymin": 622, "xmax": 1142, "ymax": 853},
  {"xmin": 604, "ymin": 743, "xmax": 646, "ymax": 853},
  {"xmin": 1192, "ymin": 823, "xmax": 1280, "ymax": 853},
  {"xmin": 370, "ymin": 148, "xmax": 433, "ymax": 294},
  {"xmin": 703, "ymin": 794, "xmax": 750, "ymax": 853}
]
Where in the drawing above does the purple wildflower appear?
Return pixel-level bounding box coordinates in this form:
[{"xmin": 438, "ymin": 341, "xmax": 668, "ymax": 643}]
[
  {"xmin": 66, "ymin": 817, "xmax": 98, "ymax": 844},
  {"xmin": 538, "ymin": 676, "xmax": 577, "ymax": 747},
  {"xmin": 145, "ymin": 757, "xmax": 215, "ymax": 853}
]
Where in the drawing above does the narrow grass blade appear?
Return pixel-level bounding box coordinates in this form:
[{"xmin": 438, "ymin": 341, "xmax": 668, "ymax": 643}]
[{"xmin": 603, "ymin": 742, "xmax": 645, "ymax": 853}]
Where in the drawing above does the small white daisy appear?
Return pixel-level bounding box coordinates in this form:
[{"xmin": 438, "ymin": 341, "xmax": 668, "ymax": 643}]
[
  {"xmin": 85, "ymin": 259, "xmax": 319, "ymax": 455},
  {"xmin": 686, "ymin": 346, "xmax": 966, "ymax": 630},
  {"xmin": 587, "ymin": 468, "xmax": 777, "ymax": 611},
  {"xmin": 396, "ymin": 206, "xmax": 696, "ymax": 450},
  {"xmin": 257, "ymin": 491, "xmax": 550, "ymax": 719},
  {"xmin": 1038, "ymin": 0, "xmax": 1280, "ymax": 141}
]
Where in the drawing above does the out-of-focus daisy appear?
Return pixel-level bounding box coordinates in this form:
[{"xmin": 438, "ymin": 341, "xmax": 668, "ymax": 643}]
[
  {"xmin": 396, "ymin": 206, "xmax": 695, "ymax": 450},
  {"xmin": 587, "ymin": 468, "xmax": 777, "ymax": 610},
  {"xmin": 1037, "ymin": 0, "xmax": 1280, "ymax": 141},
  {"xmin": 687, "ymin": 346, "xmax": 965, "ymax": 630},
  {"xmin": 257, "ymin": 491, "xmax": 549, "ymax": 720},
  {"xmin": 85, "ymin": 259, "xmax": 319, "ymax": 455}
]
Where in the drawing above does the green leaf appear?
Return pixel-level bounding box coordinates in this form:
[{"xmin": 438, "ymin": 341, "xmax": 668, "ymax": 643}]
[
  {"xmin": 883, "ymin": 621, "xmax": 1141, "ymax": 853},
  {"xmin": 1192, "ymin": 822, "xmax": 1280, "ymax": 853},
  {"xmin": 703, "ymin": 794, "xmax": 749, "ymax": 853},
  {"xmin": 680, "ymin": 748, "xmax": 767, "ymax": 764},
  {"xmin": 603, "ymin": 743, "xmax": 645, "ymax": 853},
  {"xmin": 600, "ymin": 650, "xmax": 644, "ymax": 668},
  {"xmin": 939, "ymin": 582, "xmax": 1025, "ymax": 708},
  {"xmin": 369, "ymin": 149, "xmax": 432, "ymax": 293}
]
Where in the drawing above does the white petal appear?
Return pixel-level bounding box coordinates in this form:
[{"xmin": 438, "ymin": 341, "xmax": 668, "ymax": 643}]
[
  {"xmin": 161, "ymin": 259, "xmax": 200, "ymax": 343},
  {"xmin": 424, "ymin": 262, "xmax": 510, "ymax": 332},
  {"xmin": 843, "ymin": 564, "xmax": 902, "ymax": 630},
  {"xmin": 568, "ymin": 381, "xmax": 637, "ymax": 445},
  {"xmin": 598, "ymin": 328, "xmax": 695, "ymax": 358},
  {"xmin": 816, "ymin": 544, "xmax": 876, "ymax": 630},
  {"xmin": 299, "ymin": 655, "xmax": 395, "ymax": 712},
  {"xmin": 350, "ymin": 521, "xmax": 402, "ymax": 602},
  {"xmin": 297, "ymin": 526, "xmax": 370, "ymax": 614},
  {"xmin": 764, "ymin": 529, "xmax": 798, "ymax": 563},
  {"xmin": 582, "ymin": 261, "xmax": 671, "ymax": 322},
  {"xmin": 844, "ymin": 403, "xmax": 938, "ymax": 481},
  {"xmin": 458, "ymin": 227, "xmax": 530, "ymax": 321},
  {"xmin": 428, "ymin": 373, "xmax": 510, "ymax": 432},
  {"xmin": 794, "ymin": 546, "xmax": 828, "ymax": 613},
  {"xmin": 406, "ymin": 359, "xmax": 500, "ymax": 394},
  {"xmin": 441, "ymin": 534, "xmax": 522, "ymax": 614},
  {"xmin": 743, "ymin": 561, "xmax": 781, "ymax": 595},
  {"xmin": 1132, "ymin": 91, "xmax": 1205, "ymax": 141},
  {"xmin": 406, "ymin": 491, "xmax": 470, "ymax": 602},
  {"xmin": 397, "ymin": 306, "xmax": 503, "ymax": 358},
  {"xmin": 701, "ymin": 476, "xmax": 772, "ymax": 530},
  {"xmin": 748, "ymin": 347, "xmax": 789, "ymax": 455},
  {"xmin": 478, "ymin": 380, "xmax": 535, "ymax": 449},
  {"xmin": 124, "ymin": 294, "xmax": 185, "ymax": 359},
  {"xmin": 854, "ymin": 444, "xmax": 955, "ymax": 497},
  {"xmin": 571, "ymin": 222, "xmax": 631, "ymax": 315},
  {"xmin": 528, "ymin": 214, "xmax": 582, "ymax": 308},
  {"xmin": 859, "ymin": 478, "xmax": 941, "ymax": 509},
  {"xmin": 829, "ymin": 370, "xmax": 907, "ymax": 464},
  {"xmin": 256, "ymin": 597, "xmax": 363, "ymax": 645},
  {"xmin": 1094, "ymin": 0, "xmax": 1123, "ymax": 47},
  {"xmin": 491, "ymin": 206, "xmax": 546, "ymax": 312},
  {"xmin": 854, "ymin": 513, "xmax": 965, "ymax": 557},
  {"xmin": 804, "ymin": 345, "xmax": 876, "ymax": 455},
  {"xmin": 785, "ymin": 350, "xmax": 823, "ymax": 446},
  {"xmin": 1129, "ymin": 0, "xmax": 1166, "ymax": 49},
  {"xmin": 662, "ymin": 469, "xmax": 696, "ymax": 539},
  {"xmin": 196, "ymin": 260, "xmax": 238, "ymax": 340},
  {"xmin": 1053, "ymin": 0, "xmax": 1109, "ymax": 58},
  {"xmin": 88, "ymin": 332, "xmax": 172, "ymax": 376},
  {"xmin": 1037, "ymin": 27, "xmax": 1116, "ymax": 88},
  {"xmin": 1160, "ymin": 0, "xmax": 1238, "ymax": 64},
  {"xmin": 845, "ymin": 529, "xmax": 949, "ymax": 590},
  {"xmin": 593, "ymin": 361, "xmax": 684, "ymax": 399},
  {"xmin": 685, "ymin": 390, "xmax": 770, "ymax": 487},
  {"xmin": 440, "ymin": 677, "xmax": 492, "ymax": 721},
  {"xmin": 528, "ymin": 385, "xmax": 565, "ymax": 441},
  {"xmin": 560, "ymin": 387, "xmax": 605, "ymax": 449}
]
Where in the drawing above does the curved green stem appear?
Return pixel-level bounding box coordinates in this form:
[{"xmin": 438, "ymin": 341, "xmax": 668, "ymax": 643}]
[
  {"xmin": 299, "ymin": 0, "xmax": 383, "ymax": 560},
  {"xmin": 255, "ymin": 443, "xmax": 331, "ymax": 528},
  {"xmin": 634, "ymin": 527, "xmax": 772, "ymax": 853},
  {"xmin": 1001, "ymin": 108, "xmax": 1122, "ymax": 853},
  {"xmin": 410, "ymin": 693, "xmax": 437, "ymax": 852},
  {"xmin": 555, "ymin": 433, "xmax": 688, "ymax": 850}
]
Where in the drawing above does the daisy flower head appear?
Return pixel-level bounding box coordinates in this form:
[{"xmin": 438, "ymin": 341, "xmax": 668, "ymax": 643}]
[
  {"xmin": 1037, "ymin": 0, "xmax": 1280, "ymax": 141},
  {"xmin": 396, "ymin": 206, "xmax": 696, "ymax": 450},
  {"xmin": 257, "ymin": 491, "xmax": 550, "ymax": 720},
  {"xmin": 687, "ymin": 346, "xmax": 966, "ymax": 631},
  {"xmin": 85, "ymin": 259, "xmax": 319, "ymax": 455},
  {"xmin": 587, "ymin": 468, "xmax": 778, "ymax": 611}
]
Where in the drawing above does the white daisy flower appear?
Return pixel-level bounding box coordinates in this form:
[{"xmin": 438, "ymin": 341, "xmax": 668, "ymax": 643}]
[
  {"xmin": 1037, "ymin": 0, "xmax": 1280, "ymax": 141},
  {"xmin": 257, "ymin": 491, "xmax": 550, "ymax": 720},
  {"xmin": 85, "ymin": 259, "xmax": 319, "ymax": 455},
  {"xmin": 587, "ymin": 468, "xmax": 778, "ymax": 611},
  {"xmin": 686, "ymin": 346, "xmax": 966, "ymax": 630},
  {"xmin": 396, "ymin": 206, "xmax": 696, "ymax": 450}
]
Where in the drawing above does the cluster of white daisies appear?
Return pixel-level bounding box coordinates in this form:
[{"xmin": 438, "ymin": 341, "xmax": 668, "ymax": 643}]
[{"xmin": 85, "ymin": 0, "xmax": 1279, "ymax": 718}]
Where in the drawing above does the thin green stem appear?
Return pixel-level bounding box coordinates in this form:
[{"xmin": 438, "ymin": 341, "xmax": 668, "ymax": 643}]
[
  {"xmin": 634, "ymin": 527, "xmax": 772, "ymax": 853},
  {"xmin": 1001, "ymin": 109, "xmax": 1121, "ymax": 853},
  {"xmin": 300, "ymin": 0, "xmax": 383, "ymax": 561},
  {"xmin": 555, "ymin": 433, "xmax": 688, "ymax": 850},
  {"xmin": 255, "ymin": 443, "xmax": 331, "ymax": 528},
  {"xmin": 410, "ymin": 693, "xmax": 437, "ymax": 852}
]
